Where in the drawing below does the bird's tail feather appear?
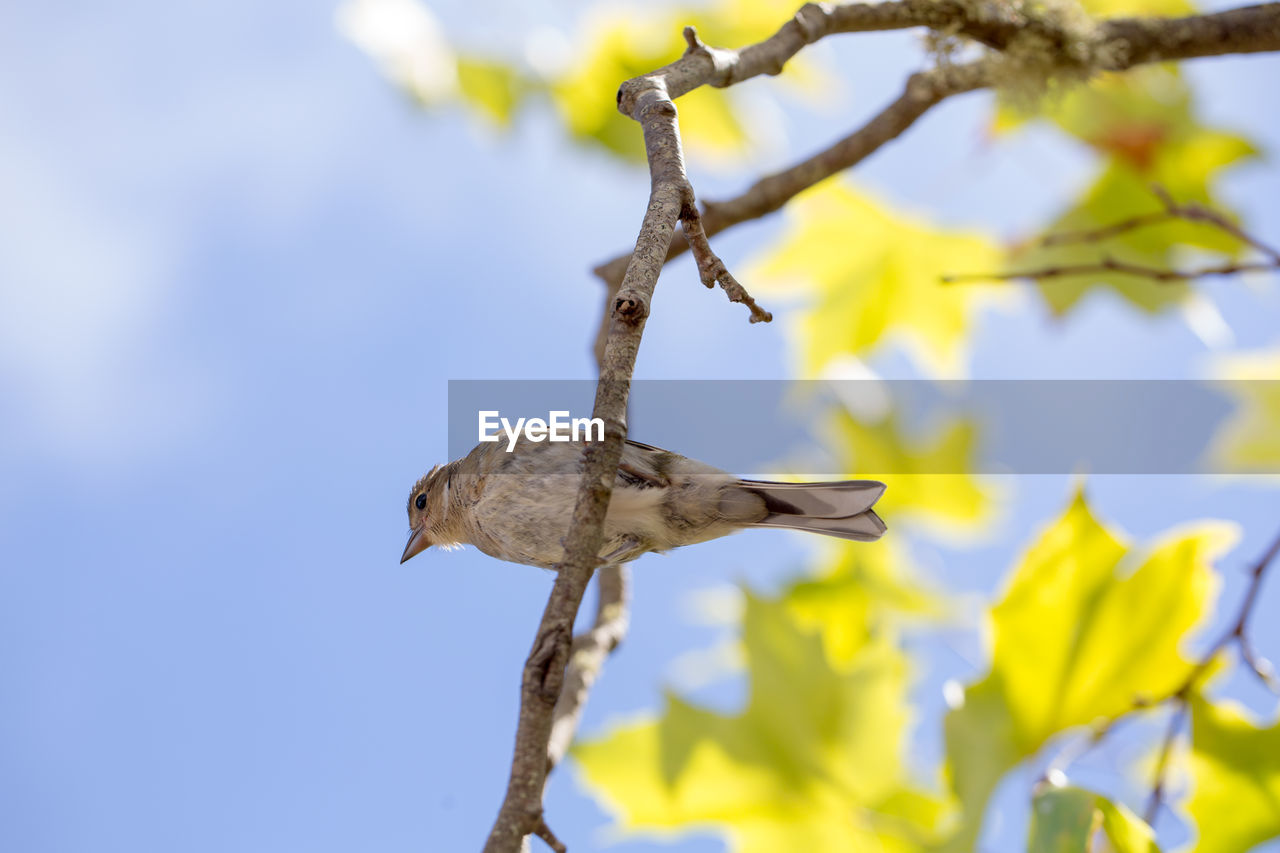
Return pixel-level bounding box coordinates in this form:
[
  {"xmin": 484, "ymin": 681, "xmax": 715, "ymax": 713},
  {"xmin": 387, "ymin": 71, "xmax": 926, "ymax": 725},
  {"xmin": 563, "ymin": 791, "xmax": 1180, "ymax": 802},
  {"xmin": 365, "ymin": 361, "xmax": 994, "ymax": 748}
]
[{"xmin": 740, "ymin": 479, "xmax": 888, "ymax": 542}]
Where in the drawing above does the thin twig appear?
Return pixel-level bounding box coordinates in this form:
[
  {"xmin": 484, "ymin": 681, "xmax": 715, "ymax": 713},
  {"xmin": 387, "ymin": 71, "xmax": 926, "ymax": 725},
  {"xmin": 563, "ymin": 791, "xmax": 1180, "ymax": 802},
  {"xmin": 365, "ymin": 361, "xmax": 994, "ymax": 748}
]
[
  {"xmin": 1143, "ymin": 702, "xmax": 1188, "ymax": 825},
  {"xmin": 671, "ymin": 28, "xmax": 773, "ymax": 324},
  {"xmin": 679, "ymin": 200, "xmax": 773, "ymax": 323},
  {"xmin": 1141, "ymin": 526, "xmax": 1280, "ymax": 824},
  {"xmin": 1238, "ymin": 635, "xmax": 1280, "ymax": 692},
  {"xmin": 1039, "ymin": 211, "xmax": 1179, "ymax": 248},
  {"xmin": 942, "ymin": 256, "xmax": 1279, "ymax": 285},
  {"xmin": 1040, "ymin": 187, "xmax": 1280, "ymax": 263},
  {"xmin": 944, "ymin": 188, "xmax": 1280, "ymax": 285},
  {"xmin": 1223, "ymin": 530, "xmax": 1280, "ymax": 692},
  {"xmin": 532, "ymin": 815, "xmax": 567, "ymax": 853}
]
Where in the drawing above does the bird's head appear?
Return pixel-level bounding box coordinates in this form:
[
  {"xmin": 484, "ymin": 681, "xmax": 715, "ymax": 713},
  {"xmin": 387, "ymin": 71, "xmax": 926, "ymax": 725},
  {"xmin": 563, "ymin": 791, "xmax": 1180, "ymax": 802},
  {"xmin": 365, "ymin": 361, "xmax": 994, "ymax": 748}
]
[{"xmin": 401, "ymin": 465, "xmax": 443, "ymax": 563}]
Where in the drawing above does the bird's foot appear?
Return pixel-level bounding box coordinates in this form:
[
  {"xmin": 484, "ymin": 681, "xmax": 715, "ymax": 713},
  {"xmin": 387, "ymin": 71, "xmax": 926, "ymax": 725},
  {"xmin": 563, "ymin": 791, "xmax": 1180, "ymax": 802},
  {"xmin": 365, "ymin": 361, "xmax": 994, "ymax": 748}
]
[
  {"xmin": 598, "ymin": 536, "xmax": 643, "ymax": 567},
  {"xmin": 556, "ymin": 535, "xmax": 643, "ymax": 568}
]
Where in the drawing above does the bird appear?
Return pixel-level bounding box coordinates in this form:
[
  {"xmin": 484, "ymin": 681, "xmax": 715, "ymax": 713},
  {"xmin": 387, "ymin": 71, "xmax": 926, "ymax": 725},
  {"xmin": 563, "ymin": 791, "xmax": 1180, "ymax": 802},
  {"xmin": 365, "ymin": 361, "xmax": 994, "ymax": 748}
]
[{"xmin": 400, "ymin": 437, "xmax": 887, "ymax": 570}]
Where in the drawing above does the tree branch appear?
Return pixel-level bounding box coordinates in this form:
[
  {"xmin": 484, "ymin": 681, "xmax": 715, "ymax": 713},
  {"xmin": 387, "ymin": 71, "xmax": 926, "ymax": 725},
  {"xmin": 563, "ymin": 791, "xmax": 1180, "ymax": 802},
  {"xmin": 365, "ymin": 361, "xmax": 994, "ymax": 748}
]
[
  {"xmin": 592, "ymin": 2, "xmax": 1280, "ymax": 304},
  {"xmin": 484, "ymin": 60, "xmax": 712, "ymax": 853},
  {"xmin": 591, "ymin": 58, "xmax": 989, "ymax": 293},
  {"xmin": 1102, "ymin": 2, "xmax": 1280, "ymax": 66},
  {"xmin": 546, "ymin": 564, "xmax": 631, "ymax": 770},
  {"xmin": 594, "ymin": 61, "xmax": 986, "ymax": 361}
]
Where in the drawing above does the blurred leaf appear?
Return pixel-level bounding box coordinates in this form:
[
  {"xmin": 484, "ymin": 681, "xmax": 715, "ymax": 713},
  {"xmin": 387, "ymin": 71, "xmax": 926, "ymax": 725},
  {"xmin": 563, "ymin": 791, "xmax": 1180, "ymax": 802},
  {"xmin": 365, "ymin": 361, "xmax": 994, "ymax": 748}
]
[
  {"xmin": 694, "ymin": 0, "xmax": 816, "ymax": 44},
  {"xmin": 550, "ymin": 0, "xmax": 798, "ymax": 161},
  {"xmin": 574, "ymin": 592, "xmax": 946, "ymax": 851},
  {"xmin": 940, "ymin": 675, "xmax": 1022, "ymax": 853},
  {"xmin": 987, "ymin": 492, "xmax": 1231, "ymax": 744},
  {"xmin": 1046, "ymin": 66, "xmax": 1193, "ymax": 151},
  {"xmin": 455, "ymin": 56, "xmax": 525, "ymax": 125},
  {"xmin": 784, "ymin": 539, "xmax": 941, "ymax": 666},
  {"xmin": 550, "ymin": 7, "xmax": 759, "ymax": 161},
  {"xmin": 1211, "ymin": 348, "xmax": 1280, "ymax": 474},
  {"xmin": 1028, "ymin": 785, "xmax": 1159, "ymax": 853},
  {"xmin": 1095, "ymin": 796, "xmax": 1161, "ymax": 853},
  {"xmin": 1079, "ymin": 0, "xmax": 1193, "ymax": 13},
  {"xmin": 1000, "ymin": 67, "xmax": 1256, "ymax": 314},
  {"xmin": 995, "ymin": 54, "xmax": 1185, "ymax": 139},
  {"xmin": 751, "ymin": 183, "xmax": 1004, "ymax": 377},
  {"xmin": 347, "ymin": 0, "xmax": 835, "ymax": 160},
  {"xmin": 830, "ymin": 409, "xmax": 995, "ymax": 535},
  {"xmin": 940, "ymin": 490, "xmax": 1235, "ymax": 849},
  {"xmin": 1030, "ymin": 785, "xmax": 1097, "ymax": 853},
  {"xmin": 1185, "ymin": 695, "xmax": 1280, "ymax": 853}
]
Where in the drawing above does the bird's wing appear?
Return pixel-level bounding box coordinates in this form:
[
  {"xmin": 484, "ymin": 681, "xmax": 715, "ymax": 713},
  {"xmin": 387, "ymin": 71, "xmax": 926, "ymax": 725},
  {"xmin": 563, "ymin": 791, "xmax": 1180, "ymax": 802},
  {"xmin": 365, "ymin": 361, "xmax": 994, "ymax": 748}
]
[
  {"xmin": 623, "ymin": 438, "xmax": 667, "ymax": 454},
  {"xmin": 617, "ymin": 439, "xmax": 732, "ymax": 488},
  {"xmin": 615, "ymin": 439, "xmax": 680, "ymax": 488}
]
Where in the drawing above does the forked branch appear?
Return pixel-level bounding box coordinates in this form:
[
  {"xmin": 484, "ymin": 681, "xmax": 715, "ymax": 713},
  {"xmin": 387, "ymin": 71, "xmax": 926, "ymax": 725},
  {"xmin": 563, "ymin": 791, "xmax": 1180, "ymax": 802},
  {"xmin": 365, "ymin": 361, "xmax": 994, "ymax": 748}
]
[
  {"xmin": 483, "ymin": 35, "xmax": 739, "ymax": 853},
  {"xmin": 594, "ymin": 2, "xmax": 1280, "ymax": 293}
]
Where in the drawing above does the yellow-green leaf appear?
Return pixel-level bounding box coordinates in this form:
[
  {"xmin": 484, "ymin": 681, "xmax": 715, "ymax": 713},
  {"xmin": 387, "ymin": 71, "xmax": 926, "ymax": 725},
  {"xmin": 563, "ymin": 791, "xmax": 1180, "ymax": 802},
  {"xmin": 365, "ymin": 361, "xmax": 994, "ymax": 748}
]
[
  {"xmin": 574, "ymin": 592, "xmax": 945, "ymax": 851},
  {"xmin": 1210, "ymin": 348, "xmax": 1280, "ymax": 475},
  {"xmin": 1014, "ymin": 138, "xmax": 1254, "ymax": 315},
  {"xmin": 455, "ymin": 56, "xmax": 524, "ymax": 125},
  {"xmin": 995, "ymin": 491, "xmax": 1231, "ymax": 746},
  {"xmin": 549, "ymin": 9, "xmax": 751, "ymax": 161},
  {"xmin": 1028, "ymin": 785, "xmax": 1159, "ymax": 853},
  {"xmin": 550, "ymin": 13, "xmax": 671, "ymax": 160},
  {"xmin": 1002, "ymin": 67, "xmax": 1256, "ymax": 315},
  {"xmin": 752, "ymin": 183, "xmax": 1004, "ymax": 377},
  {"xmin": 1185, "ymin": 695, "xmax": 1280, "ymax": 853},
  {"xmin": 784, "ymin": 538, "xmax": 941, "ymax": 666},
  {"xmin": 941, "ymin": 490, "xmax": 1236, "ymax": 849},
  {"xmin": 829, "ymin": 409, "xmax": 996, "ymax": 535},
  {"xmin": 1078, "ymin": 0, "xmax": 1193, "ymax": 15},
  {"xmin": 940, "ymin": 676, "xmax": 1023, "ymax": 853}
]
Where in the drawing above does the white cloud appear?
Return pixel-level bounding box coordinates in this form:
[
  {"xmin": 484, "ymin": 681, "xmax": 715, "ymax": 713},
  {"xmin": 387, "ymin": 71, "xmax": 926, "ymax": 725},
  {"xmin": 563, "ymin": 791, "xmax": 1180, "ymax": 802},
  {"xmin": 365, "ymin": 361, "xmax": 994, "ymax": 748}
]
[
  {"xmin": 336, "ymin": 0, "xmax": 457, "ymax": 103},
  {"xmin": 0, "ymin": 133, "xmax": 216, "ymax": 465},
  {"xmin": 0, "ymin": 6, "xmax": 411, "ymax": 467}
]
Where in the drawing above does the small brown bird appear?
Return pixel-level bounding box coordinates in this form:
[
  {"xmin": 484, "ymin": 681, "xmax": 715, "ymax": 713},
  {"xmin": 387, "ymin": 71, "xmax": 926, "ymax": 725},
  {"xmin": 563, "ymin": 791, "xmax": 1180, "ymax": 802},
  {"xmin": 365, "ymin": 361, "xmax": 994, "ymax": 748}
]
[{"xmin": 401, "ymin": 438, "xmax": 886, "ymax": 570}]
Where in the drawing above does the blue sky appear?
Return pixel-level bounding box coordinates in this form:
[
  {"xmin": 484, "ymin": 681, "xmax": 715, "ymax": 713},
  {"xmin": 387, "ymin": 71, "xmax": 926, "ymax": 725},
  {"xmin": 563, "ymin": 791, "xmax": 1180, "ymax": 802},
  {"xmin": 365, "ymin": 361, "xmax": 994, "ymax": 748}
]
[{"xmin": 2, "ymin": 1, "xmax": 1278, "ymax": 852}]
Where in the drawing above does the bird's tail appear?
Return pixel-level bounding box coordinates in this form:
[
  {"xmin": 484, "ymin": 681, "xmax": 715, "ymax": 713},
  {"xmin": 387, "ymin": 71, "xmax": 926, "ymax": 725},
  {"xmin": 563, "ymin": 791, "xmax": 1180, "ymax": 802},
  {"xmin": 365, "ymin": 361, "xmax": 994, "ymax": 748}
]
[{"xmin": 739, "ymin": 479, "xmax": 887, "ymax": 542}]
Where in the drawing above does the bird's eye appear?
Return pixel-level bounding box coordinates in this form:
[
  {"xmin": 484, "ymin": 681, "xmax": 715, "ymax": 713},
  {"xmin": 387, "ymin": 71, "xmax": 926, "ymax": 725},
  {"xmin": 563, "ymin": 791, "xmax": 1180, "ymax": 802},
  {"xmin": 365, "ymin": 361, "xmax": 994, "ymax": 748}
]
[{"xmin": 415, "ymin": 493, "xmax": 428, "ymax": 511}]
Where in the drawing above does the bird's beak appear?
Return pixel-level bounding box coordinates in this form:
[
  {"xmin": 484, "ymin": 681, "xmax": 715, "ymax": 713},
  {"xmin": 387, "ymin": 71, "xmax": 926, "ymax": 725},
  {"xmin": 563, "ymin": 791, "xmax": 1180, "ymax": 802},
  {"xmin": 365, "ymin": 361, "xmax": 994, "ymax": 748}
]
[{"xmin": 400, "ymin": 526, "xmax": 431, "ymax": 564}]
